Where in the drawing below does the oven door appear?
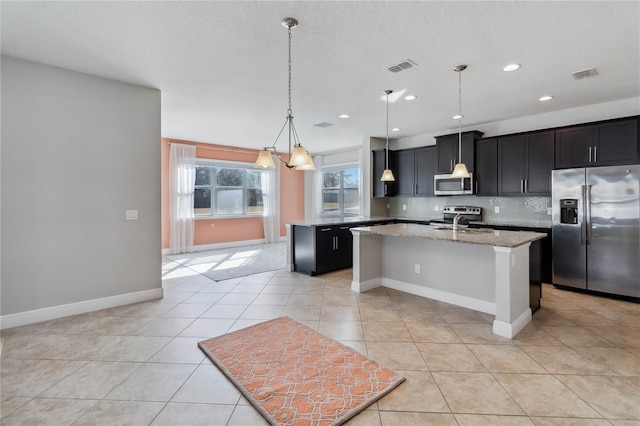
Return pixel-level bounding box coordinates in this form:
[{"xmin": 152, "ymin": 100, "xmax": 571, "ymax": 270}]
[{"xmin": 434, "ymin": 174, "xmax": 474, "ymax": 195}]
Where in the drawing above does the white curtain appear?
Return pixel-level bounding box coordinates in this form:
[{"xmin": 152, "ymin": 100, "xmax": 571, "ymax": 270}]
[
  {"xmin": 262, "ymin": 160, "xmax": 281, "ymax": 243},
  {"xmin": 169, "ymin": 144, "xmax": 196, "ymax": 254}
]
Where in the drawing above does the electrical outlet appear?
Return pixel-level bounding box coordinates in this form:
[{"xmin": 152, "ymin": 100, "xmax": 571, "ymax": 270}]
[
  {"xmin": 547, "ymin": 207, "xmax": 553, "ymax": 215},
  {"xmin": 434, "ymin": 205, "xmax": 439, "ymax": 211},
  {"xmin": 125, "ymin": 209, "xmax": 138, "ymax": 221},
  {"xmin": 494, "ymin": 206, "xmax": 501, "ymax": 214},
  {"xmin": 403, "ymin": 204, "xmax": 407, "ymax": 211},
  {"xmin": 415, "ymin": 264, "xmax": 421, "ymax": 274},
  {"xmin": 387, "ymin": 203, "xmax": 390, "ymax": 209}
]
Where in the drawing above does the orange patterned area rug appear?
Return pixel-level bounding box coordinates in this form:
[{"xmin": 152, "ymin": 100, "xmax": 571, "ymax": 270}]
[{"xmin": 198, "ymin": 317, "xmax": 405, "ymax": 426}]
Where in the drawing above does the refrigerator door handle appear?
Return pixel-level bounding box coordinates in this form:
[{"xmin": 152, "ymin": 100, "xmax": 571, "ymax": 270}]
[
  {"xmin": 594, "ymin": 146, "xmax": 598, "ymax": 163},
  {"xmin": 580, "ymin": 185, "xmax": 588, "ymax": 245},
  {"xmin": 585, "ymin": 184, "xmax": 592, "ymax": 244}
]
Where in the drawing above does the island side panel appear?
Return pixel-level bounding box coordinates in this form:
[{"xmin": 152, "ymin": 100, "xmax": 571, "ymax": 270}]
[
  {"xmin": 493, "ymin": 244, "xmax": 532, "ymax": 338},
  {"xmin": 379, "ymin": 235, "xmax": 496, "ymax": 314},
  {"xmin": 285, "ymin": 224, "xmax": 294, "ymax": 272},
  {"xmin": 351, "ymin": 231, "xmax": 382, "ymax": 292}
]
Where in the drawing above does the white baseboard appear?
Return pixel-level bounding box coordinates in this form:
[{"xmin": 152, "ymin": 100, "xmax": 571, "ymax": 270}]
[
  {"xmin": 381, "ymin": 278, "xmax": 496, "ymax": 315},
  {"xmin": 0, "ymin": 288, "xmax": 164, "ymax": 330},
  {"xmin": 162, "ymin": 237, "xmax": 286, "ymax": 256},
  {"xmin": 493, "ymin": 309, "xmax": 532, "ymax": 339},
  {"xmin": 351, "ymin": 278, "xmax": 382, "ymax": 293}
]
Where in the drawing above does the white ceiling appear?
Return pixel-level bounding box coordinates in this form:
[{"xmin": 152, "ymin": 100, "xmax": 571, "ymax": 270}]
[{"xmin": 2, "ymin": 1, "xmax": 639, "ymax": 154}]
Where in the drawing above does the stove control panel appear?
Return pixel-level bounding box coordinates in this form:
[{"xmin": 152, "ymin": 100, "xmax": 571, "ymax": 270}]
[{"xmin": 443, "ymin": 206, "xmax": 481, "ymax": 215}]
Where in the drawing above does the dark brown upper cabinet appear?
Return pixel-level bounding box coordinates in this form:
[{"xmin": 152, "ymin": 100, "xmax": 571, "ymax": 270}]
[
  {"xmin": 555, "ymin": 118, "xmax": 638, "ymax": 168},
  {"xmin": 435, "ymin": 131, "xmax": 483, "ymax": 173},
  {"xmin": 475, "ymin": 138, "xmax": 498, "ymax": 196},
  {"xmin": 394, "ymin": 146, "xmax": 437, "ymax": 197},
  {"xmin": 498, "ymin": 130, "xmax": 554, "ymax": 196},
  {"xmin": 372, "ymin": 149, "xmax": 397, "ymax": 197}
]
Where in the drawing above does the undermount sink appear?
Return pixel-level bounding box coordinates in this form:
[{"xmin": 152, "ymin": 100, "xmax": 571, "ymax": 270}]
[{"xmin": 431, "ymin": 225, "xmax": 492, "ymax": 234}]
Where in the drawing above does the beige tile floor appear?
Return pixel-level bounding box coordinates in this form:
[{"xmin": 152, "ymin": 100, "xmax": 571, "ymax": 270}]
[{"xmin": 1, "ymin": 257, "xmax": 639, "ymax": 425}]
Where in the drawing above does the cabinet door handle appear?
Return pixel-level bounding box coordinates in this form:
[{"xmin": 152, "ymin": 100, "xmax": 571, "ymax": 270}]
[
  {"xmin": 588, "ymin": 146, "xmax": 592, "ymax": 163},
  {"xmin": 524, "ymin": 179, "xmax": 528, "ymax": 193},
  {"xmin": 340, "ymin": 226, "xmax": 349, "ymax": 230},
  {"xmin": 384, "ymin": 184, "xmax": 387, "ymax": 196},
  {"xmin": 450, "ymin": 159, "xmax": 454, "ymax": 171},
  {"xmin": 520, "ymin": 179, "xmax": 524, "ymax": 193},
  {"xmin": 320, "ymin": 228, "xmax": 331, "ymax": 232},
  {"xmin": 594, "ymin": 146, "xmax": 598, "ymax": 162},
  {"xmin": 335, "ymin": 236, "xmax": 338, "ymax": 250},
  {"xmin": 415, "ymin": 184, "xmax": 418, "ymax": 195},
  {"xmin": 475, "ymin": 181, "xmax": 478, "ymax": 193}
]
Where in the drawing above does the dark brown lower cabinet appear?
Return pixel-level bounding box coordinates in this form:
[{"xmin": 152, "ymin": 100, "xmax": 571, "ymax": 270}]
[{"xmin": 293, "ymin": 224, "xmax": 354, "ymax": 275}]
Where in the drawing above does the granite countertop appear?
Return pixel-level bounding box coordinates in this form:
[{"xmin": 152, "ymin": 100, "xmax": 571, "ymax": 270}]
[
  {"xmin": 351, "ymin": 223, "xmax": 546, "ymax": 248},
  {"xmin": 470, "ymin": 220, "xmax": 552, "ymax": 229},
  {"xmin": 285, "ymin": 216, "xmax": 393, "ymax": 226},
  {"xmin": 286, "ymin": 216, "xmax": 552, "ymax": 229}
]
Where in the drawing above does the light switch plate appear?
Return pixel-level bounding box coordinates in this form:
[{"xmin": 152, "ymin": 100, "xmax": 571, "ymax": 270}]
[
  {"xmin": 403, "ymin": 204, "xmax": 407, "ymax": 211},
  {"xmin": 125, "ymin": 210, "xmax": 138, "ymax": 221},
  {"xmin": 547, "ymin": 207, "xmax": 553, "ymax": 215},
  {"xmin": 494, "ymin": 206, "xmax": 500, "ymax": 214}
]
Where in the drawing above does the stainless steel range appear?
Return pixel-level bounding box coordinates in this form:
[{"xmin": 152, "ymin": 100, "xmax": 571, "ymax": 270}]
[{"xmin": 430, "ymin": 206, "xmax": 482, "ymax": 225}]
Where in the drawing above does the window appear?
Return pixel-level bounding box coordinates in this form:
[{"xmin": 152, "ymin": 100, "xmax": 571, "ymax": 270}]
[
  {"xmin": 322, "ymin": 166, "xmax": 360, "ymax": 215},
  {"xmin": 194, "ymin": 161, "xmax": 264, "ymax": 218}
]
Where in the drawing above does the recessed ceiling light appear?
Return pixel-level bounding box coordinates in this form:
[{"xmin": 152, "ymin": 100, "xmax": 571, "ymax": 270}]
[
  {"xmin": 404, "ymin": 95, "xmax": 417, "ymax": 101},
  {"xmin": 538, "ymin": 95, "xmax": 553, "ymax": 102},
  {"xmin": 503, "ymin": 63, "xmax": 521, "ymax": 72},
  {"xmin": 338, "ymin": 114, "xmax": 350, "ymax": 119},
  {"xmin": 392, "ymin": 128, "xmax": 400, "ymax": 132},
  {"xmin": 453, "ymin": 114, "xmax": 463, "ymax": 120}
]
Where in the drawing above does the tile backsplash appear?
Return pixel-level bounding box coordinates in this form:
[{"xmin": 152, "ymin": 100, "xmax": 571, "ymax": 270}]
[{"xmin": 387, "ymin": 195, "xmax": 552, "ymax": 225}]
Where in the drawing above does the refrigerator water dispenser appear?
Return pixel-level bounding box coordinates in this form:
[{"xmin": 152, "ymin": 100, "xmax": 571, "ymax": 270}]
[{"xmin": 560, "ymin": 199, "xmax": 578, "ymax": 224}]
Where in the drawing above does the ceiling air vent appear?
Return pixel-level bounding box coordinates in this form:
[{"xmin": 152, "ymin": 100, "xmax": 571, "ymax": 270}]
[
  {"xmin": 313, "ymin": 121, "xmax": 334, "ymax": 128},
  {"xmin": 571, "ymin": 67, "xmax": 598, "ymax": 80},
  {"xmin": 387, "ymin": 59, "xmax": 417, "ymax": 73}
]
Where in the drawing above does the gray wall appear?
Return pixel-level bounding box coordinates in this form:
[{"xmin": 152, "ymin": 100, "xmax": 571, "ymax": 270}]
[{"xmin": 1, "ymin": 56, "xmax": 161, "ymax": 315}]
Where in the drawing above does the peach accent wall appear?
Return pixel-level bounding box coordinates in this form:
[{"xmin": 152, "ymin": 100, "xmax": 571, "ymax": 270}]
[{"xmin": 161, "ymin": 138, "xmax": 305, "ymax": 249}]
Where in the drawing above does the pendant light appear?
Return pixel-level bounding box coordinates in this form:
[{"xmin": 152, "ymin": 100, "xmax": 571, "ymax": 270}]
[
  {"xmin": 451, "ymin": 65, "xmax": 470, "ymax": 178},
  {"xmin": 380, "ymin": 89, "xmax": 395, "ymax": 182},
  {"xmin": 255, "ymin": 18, "xmax": 315, "ymax": 170}
]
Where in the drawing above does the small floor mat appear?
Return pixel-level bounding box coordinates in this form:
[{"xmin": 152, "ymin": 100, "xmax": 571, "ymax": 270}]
[{"xmin": 198, "ymin": 317, "xmax": 405, "ymax": 426}]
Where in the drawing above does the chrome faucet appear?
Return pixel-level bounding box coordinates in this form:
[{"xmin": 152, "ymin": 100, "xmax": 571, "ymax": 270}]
[{"xmin": 453, "ymin": 213, "xmax": 463, "ymax": 232}]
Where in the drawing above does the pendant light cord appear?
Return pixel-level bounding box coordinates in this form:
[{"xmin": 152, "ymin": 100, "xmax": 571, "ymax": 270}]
[
  {"xmin": 458, "ymin": 68, "xmax": 462, "ymax": 164},
  {"xmin": 287, "ymin": 25, "xmax": 292, "ymax": 116},
  {"xmin": 386, "ymin": 91, "xmax": 390, "ymax": 168}
]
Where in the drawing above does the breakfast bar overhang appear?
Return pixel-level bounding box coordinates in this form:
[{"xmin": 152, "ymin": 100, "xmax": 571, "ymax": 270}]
[{"xmin": 350, "ymin": 223, "xmax": 546, "ymax": 339}]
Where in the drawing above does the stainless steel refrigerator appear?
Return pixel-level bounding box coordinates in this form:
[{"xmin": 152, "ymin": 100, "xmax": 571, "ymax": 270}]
[{"xmin": 552, "ymin": 165, "xmax": 640, "ymax": 298}]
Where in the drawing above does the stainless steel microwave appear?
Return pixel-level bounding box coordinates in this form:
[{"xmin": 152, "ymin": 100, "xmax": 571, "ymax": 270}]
[{"xmin": 434, "ymin": 173, "xmax": 474, "ymax": 195}]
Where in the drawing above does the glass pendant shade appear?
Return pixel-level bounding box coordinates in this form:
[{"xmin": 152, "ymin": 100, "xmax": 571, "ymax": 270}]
[
  {"xmin": 295, "ymin": 157, "xmax": 316, "ymax": 170},
  {"xmin": 380, "ymin": 168, "xmax": 395, "ymax": 182},
  {"xmin": 289, "ymin": 144, "xmax": 311, "ymax": 166},
  {"xmin": 451, "ymin": 162, "xmax": 470, "ymax": 178},
  {"xmin": 255, "ymin": 149, "xmax": 276, "ymax": 169}
]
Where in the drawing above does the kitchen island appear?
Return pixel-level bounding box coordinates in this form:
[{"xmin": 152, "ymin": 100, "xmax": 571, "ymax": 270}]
[{"xmin": 350, "ymin": 223, "xmax": 546, "ymax": 339}]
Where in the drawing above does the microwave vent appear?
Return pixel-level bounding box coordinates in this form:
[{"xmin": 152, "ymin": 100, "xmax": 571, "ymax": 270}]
[{"xmin": 571, "ymin": 67, "xmax": 598, "ymax": 80}]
